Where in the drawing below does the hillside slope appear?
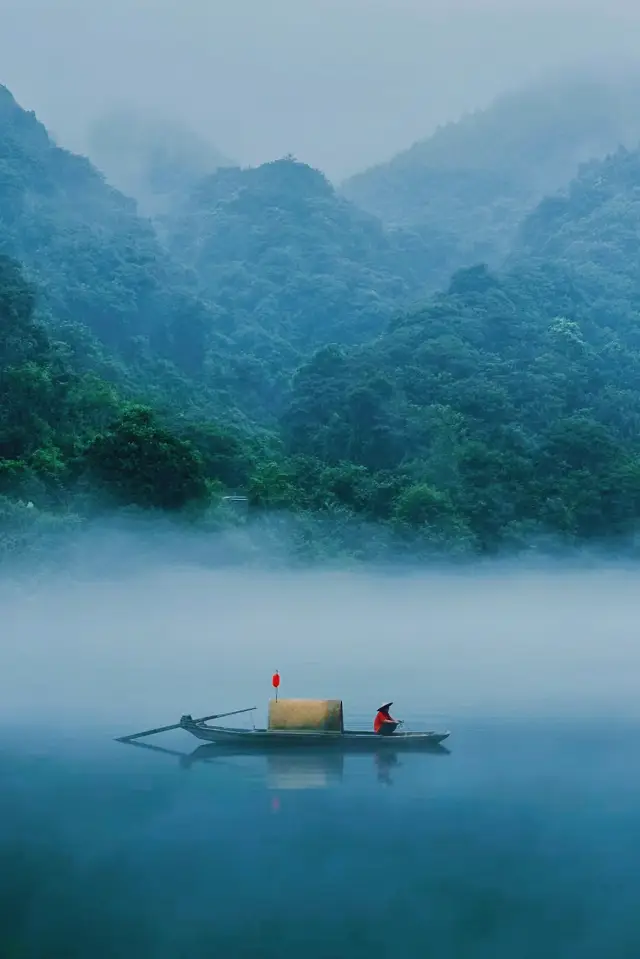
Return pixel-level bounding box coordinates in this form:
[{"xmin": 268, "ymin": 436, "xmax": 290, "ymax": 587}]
[
  {"xmin": 5, "ymin": 83, "xmax": 640, "ymax": 559},
  {"xmin": 162, "ymin": 157, "xmax": 449, "ymax": 367},
  {"xmin": 282, "ymin": 146, "xmax": 640, "ymax": 551},
  {"xmin": 0, "ymin": 86, "xmax": 209, "ymax": 369},
  {"xmin": 1, "ymin": 87, "xmax": 450, "ymax": 423},
  {"xmin": 513, "ymin": 145, "xmax": 640, "ymax": 294},
  {"xmin": 0, "ymin": 84, "xmax": 274, "ymax": 420},
  {"xmin": 341, "ymin": 74, "xmax": 640, "ymax": 281}
]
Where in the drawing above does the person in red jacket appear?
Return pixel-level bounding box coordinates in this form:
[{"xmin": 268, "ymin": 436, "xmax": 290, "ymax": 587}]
[{"xmin": 373, "ymin": 702, "xmax": 399, "ymax": 734}]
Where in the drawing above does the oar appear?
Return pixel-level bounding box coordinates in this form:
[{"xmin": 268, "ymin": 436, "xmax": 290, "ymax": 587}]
[{"xmin": 115, "ymin": 706, "xmax": 256, "ymax": 743}]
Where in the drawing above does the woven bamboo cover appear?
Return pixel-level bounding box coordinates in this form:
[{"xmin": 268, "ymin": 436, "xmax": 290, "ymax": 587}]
[{"xmin": 268, "ymin": 698, "xmax": 344, "ymax": 732}]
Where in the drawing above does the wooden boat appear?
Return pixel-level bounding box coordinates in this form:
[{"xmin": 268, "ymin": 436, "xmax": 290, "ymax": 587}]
[
  {"xmin": 116, "ymin": 697, "xmax": 450, "ymax": 750},
  {"xmin": 178, "ymin": 716, "xmax": 450, "ymax": 749}
]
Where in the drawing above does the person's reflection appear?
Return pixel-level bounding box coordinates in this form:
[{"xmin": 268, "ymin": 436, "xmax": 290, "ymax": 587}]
[{"xmin": 374, "ymin": 751, "xmax": 399, "ymax": 785}]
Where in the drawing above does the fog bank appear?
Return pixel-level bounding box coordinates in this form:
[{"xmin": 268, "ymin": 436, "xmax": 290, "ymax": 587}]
[
  {"xmin": 2, "ymin": 560, "xmax": 638, "ymax": 732},
  {"xmin": 3, "ymin": 0, "xmax": 640, "ymax": 177}
]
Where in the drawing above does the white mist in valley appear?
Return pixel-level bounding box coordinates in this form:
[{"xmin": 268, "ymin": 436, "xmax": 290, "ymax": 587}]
[
  {"xmin": 3, "ymin": 0, "xmax": 640, "ymax": 178},
  {"xmin": 2, "ymin": 555, "xmax": 639, "ymax": 732}
]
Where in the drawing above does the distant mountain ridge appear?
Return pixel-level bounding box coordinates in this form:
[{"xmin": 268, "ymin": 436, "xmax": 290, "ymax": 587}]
[
  {"xmin": 160, "ymin": 156, "xmax": 449, "ymax": 374},
  {"xmin": 0, "ymin": 83, "xmax": 244, "ymax": 416},
  {"xmin": 5, "ymin": 77, "xmax": 640, "ymax": 559},
  {"xmin": 0, "ymin": 85, "xmax": 442, "ymax": 423},
  {"xmin": 341, "ymin": 73, "xmax": 640, "ymax": 280}
]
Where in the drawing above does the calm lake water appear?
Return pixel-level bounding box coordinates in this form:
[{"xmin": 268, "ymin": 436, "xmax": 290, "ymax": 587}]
[
  {"xmin": 2, "ymin": 720, "xmax": 640, "ymax": 958},
  {"xmin": 2, "ymin": 565, "xmax": 640, "ymax": 957}
]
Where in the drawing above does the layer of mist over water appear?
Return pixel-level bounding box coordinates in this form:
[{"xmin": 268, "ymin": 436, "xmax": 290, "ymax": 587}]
[
  {"xmin": 2, "ymin": 546, "xmax": 640, "ymax": 957},
  {"xmin": 2, "ymin": 554, "xmax": 639, "ymax": 731}
]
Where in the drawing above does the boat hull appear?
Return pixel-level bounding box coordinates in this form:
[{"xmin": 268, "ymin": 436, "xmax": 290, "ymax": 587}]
[{"xmin": 181, "ymin": 719, "xmax": 450, "ymax": 749}]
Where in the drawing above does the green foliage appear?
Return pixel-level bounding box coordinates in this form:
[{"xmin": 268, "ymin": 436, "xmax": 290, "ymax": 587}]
[
  {"xmin": 4, "ymin": 79, "xmax": 640, "ymax": 563},
  {"xmin": 83, "ymin": 405, "xmax": 209, "ymax": 511},
  {"xmin": 281, "ymin": 248, "xmax": 640, "ymax": 551},
  {"xmin": 162, "ymin": 158, "xmax": 444, "ymax": 395},
  {"xmin": 176, "ymin": 421, "xmax": 255, "ymax": 490},
  {"xmin": 0, "ymin": 256, "xmax": 215, "ymax": 521},
  {"xmin": 514, "ymin": 146, "xmax": 640, "ymax": 304},
  {"xmin": 0, "ymin": 254, "xmax": 119, "ymax": 490},
  {"xmin": 0, "ymin": 84, "xmax": 234, "ymax": 407},
  {"xmin": 393, "ymin": 483, "xmax": 453, "ymax": 526}
]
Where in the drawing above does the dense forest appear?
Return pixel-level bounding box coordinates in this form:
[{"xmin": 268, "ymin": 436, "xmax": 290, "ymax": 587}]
[
  {"xmin": 3, "ymin": 76, "xmax": 640, "ymax": 566},
  {"xmin": 162, "ymin": 159, "xmax": 446, "ymax": 378}
]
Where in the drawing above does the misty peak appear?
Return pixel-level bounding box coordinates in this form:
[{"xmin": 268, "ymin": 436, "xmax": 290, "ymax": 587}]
[
  {"xmin": 0, "ymin": 84, "xmax": 51, "ymax": 152},
  {"xmin": 341, "ymin": 71, "xmax": 640, "ymax": 285},
  {"xmin": 186, "ymin": 157, "xmax": 334, "ymax": 214},
  {"xmin": 255, "ymin": 157, "xmax": 333, "ymax": 196}
]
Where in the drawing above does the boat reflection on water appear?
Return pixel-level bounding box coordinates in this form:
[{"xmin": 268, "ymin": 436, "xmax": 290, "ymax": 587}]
[
  {"xmin": 119, "ymin": 738, "xmax": 450, "ymax": 790},
  {"xmin": 265, "ymin": 749, "xmax": 344, "ymax": 790}
]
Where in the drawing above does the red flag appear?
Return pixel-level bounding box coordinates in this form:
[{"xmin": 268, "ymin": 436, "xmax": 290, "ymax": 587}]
[{"xmin": 272, "ymin": 671, "xmax": 280, "ymax": 689}]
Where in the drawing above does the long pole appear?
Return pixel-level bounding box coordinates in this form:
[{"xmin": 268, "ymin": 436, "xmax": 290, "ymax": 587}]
[{"xmin": 116, "ymin": 706, "xmax": 256, "ymax": 743}]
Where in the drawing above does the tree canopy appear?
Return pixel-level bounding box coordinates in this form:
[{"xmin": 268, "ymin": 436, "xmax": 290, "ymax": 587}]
[{"xmin": 4, "ymin": 78, "xmax": 640, "ymax": 563}]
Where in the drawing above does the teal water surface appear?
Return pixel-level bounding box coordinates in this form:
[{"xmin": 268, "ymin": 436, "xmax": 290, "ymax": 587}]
[
  {"xmin": 3, "ymin": 567, "xmax": 640, "ymax": 956},
  {"xmin": 2, "ymin": 719, "xmax": 639, "ymax": 958}
]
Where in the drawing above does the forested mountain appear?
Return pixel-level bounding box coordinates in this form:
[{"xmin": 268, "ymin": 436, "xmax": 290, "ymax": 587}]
[
  {"xmin": 0, "ymin": 253, "xmax": 212, "ymax": 507},
  {"xmin": 0, "ymin": 85, "xmax": 285, "ymax": 422},
  {"xmin": 0, "ymin": 85, "xmax": 216, "ymax": 379},
  {"xmin": 0, "ymin": 254, "xmax": 116, "ymax": 474},
  {"xmin": 513, "ymin": 145, "xmax": 640, "ymax": 300},
  {"xmin": 4, "ymin": 79, "xmax": 640, "ymax": 563},
  {"xmin": 341, "ymin": 74, "xmax": 640, "ymax": 283},
  {"xmin": 280, "ymin": 255, "xmax": 640, "ymax": 552},
  {"xmin": 0, "ymin": 86, "xmax": 445, "ymax": 425},
  {"xmin": 282, "ymin": 141, "xmax": 640, "ymax": 552},
  {"xmin": 162, "ymin": 157, "xmax": 447, "ymax": 362},
  {"xmin": 86, "ymin": 109, "xmax": 234, "ymax": 217}
]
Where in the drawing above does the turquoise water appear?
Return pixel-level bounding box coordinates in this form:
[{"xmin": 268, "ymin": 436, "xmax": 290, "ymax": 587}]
[
  {"xmin": 3, "ymin": 566, "xmax": 640, "ymax": 956},
  {"xmin": 2, "ymin": 719, "xmax": 639, "ymax": 958}
]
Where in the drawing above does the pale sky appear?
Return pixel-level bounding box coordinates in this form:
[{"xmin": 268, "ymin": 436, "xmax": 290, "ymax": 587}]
[{"xmin": 1, "ymin": 0, "xmax": 640, "ymax": 179}]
